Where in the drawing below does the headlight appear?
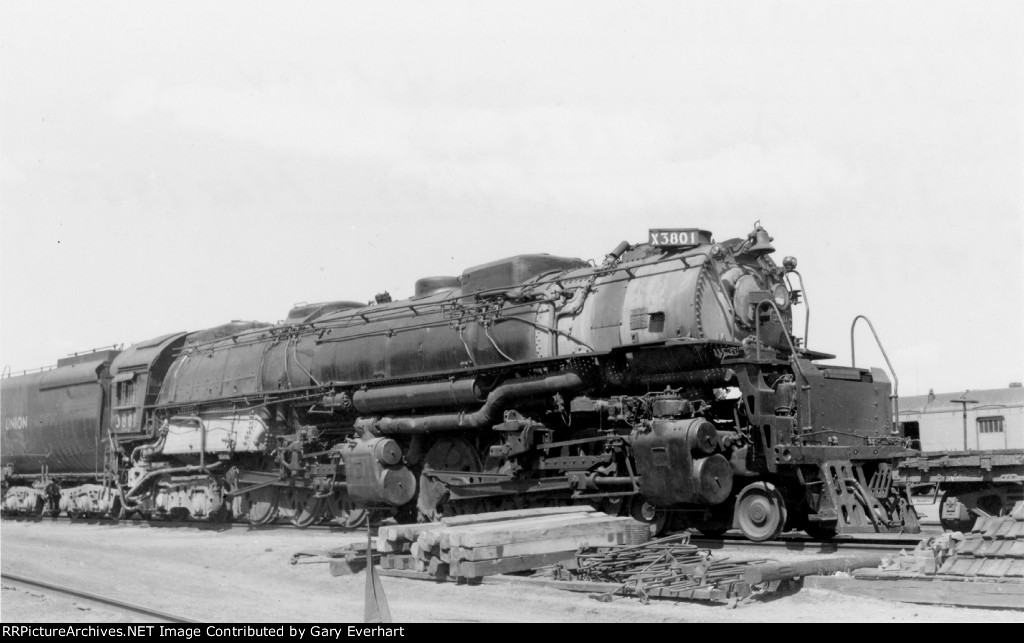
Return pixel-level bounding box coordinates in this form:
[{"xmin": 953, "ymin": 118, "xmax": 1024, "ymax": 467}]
[{"xmin": 772, "ymin": 284, "xmax": 790, "ymax": 310}]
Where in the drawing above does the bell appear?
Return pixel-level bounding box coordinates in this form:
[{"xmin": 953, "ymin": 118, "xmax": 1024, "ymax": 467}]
[{"xmin": 747, "ymin": 228, "xmax": 775, "ymax": 256}]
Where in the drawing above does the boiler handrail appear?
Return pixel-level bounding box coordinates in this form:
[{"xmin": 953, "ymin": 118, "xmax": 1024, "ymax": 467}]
[{"xmin": 850, "ymin": 315, "xmax": 900, "ymax": 434}]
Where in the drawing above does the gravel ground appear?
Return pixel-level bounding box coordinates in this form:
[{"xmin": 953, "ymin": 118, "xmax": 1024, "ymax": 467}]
[{"xmin": 1, "ymin": 517, "xmax": 1020, "ymax": 624}]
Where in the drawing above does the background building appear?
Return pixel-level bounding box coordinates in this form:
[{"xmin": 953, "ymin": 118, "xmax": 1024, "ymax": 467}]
[{"xmin": 898, "ymin": 384, "xmax": 1024, "ymax": 452}]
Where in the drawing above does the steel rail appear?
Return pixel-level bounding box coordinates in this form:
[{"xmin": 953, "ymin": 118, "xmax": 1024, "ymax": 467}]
[
  {"xmin": 690, "ymin": 535, "xmax": 920, "ymax": 554},
  {"xmin": 3, "ymin": 514, "xmax": 940, "ymax": 547},
  {"xmin": 1, "ymin": 514, "xmax": 350, "ymax": 531},
  {"xmin": 0, "ymin": 571, "xmax": 200, "ymax": 623}
]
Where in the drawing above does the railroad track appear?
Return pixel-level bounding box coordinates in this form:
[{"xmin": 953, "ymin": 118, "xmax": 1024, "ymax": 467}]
[
  {"xmin": 1, "ymin": 513, "xmax": 353, "ymax": 532},
  {"xmin": 3, "ymin": 514, "xmax": 940, "ymax": 550},
  {"xmin": 1, "ymin": 572, "xmax": 199, "ymax": 623},
  {"xmin": 691, "ymin": 532, "xmax": 928, "ymax": 555}
]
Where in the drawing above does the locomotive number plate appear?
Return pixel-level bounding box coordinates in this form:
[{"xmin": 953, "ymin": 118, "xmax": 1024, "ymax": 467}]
[{"xmin": 649, "ymin": 229, "xmax": 710, "ymax": 247}]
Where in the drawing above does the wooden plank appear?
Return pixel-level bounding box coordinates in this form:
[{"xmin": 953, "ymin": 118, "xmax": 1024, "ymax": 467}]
[
  {"xmin": 417, "ymin": 530, "xmax": 444, "ymax": 549},
  {"xmin": 375, "ymin": 540, "xmax": 412, "ymax": 554},
  {"xmin": 428, "ymin": 557, "xmax": 449, "ymax": 578},
  {"xmin": 437, "ymin": 513, "xmax": 621, "ymax": 549},
  {"xmin": 453, "ymin": 531, "xmax": 626, "ymax": 561},
  {"xmin": 381, "ymin": 554, "xmax": 416, "ymax": 571},
  {"xmin": 439, "ymin": 505, "xmax": 597, "ymax": 527},
  {"xmin": 375, "ymin": 568, "xmax": 637, "ymax": 595},
  {"xmin": 457, "ymin": 550, "xmax": 578, "ymax": 578},
  {"xmin": 484, "ymin": 574, "xmax": 619, "ymax": 594},
  {"xmin": 803, "ymin": 575, "xmax": 1024, "ymax": 609},
  {"xmin": 410, "ymin": 541, "xmax": 435, "ymax": 561},
  {"xmin": 329, "ymin": 557, "xmax": 367, "ymax": 576},
  {"xmin": 417, "ymin": 512, "xmax": 603, "ymax": 549},
  {"xmin": 451, "ymin": 516, "xmax": 633, "ymax": 549},
  {"xmin": 381, "ymin": 521, "xmax": 445, "ymax": 543},
  {"xmin": 377, "ymin": 568, "xmax": 460, "ymax": 582},
  {"xmin": 373, "ymin": 568, "xmax": 617, "ymax": 592}
]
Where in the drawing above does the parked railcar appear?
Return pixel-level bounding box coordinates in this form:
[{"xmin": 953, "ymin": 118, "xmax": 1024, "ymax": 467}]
[
  {"xmin": 1, "ymin": 348, "xmax": 120, "ymax": 515},
  {"xmin": 896, "ymin": 385, "xmax": 1024, "ymax": 531},
  {"xmin": 2, "ymin": 225, "xmax": 922, "ymax": 541},
  {"xmin": 898, "ymin": 387, "xmax": 1024, "ymax": 452}
]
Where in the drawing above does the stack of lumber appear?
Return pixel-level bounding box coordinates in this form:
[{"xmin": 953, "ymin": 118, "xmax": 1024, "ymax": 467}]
[
  {"xmin": 802, "ymin": 501, "xmax": 1024, "ymax": 609},
  {"xmin": 375, "ymin": 505, "xmax": 642, "ymax": 579},
  {"xmin": 857, "ymin": 501, "xmax": 1024, "ymax": 580}
]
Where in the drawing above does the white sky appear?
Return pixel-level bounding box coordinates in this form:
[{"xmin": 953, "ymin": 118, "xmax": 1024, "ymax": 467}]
[{"xmin": 1, "ymin": 1, "xmax": 1021, "ymax": 396}]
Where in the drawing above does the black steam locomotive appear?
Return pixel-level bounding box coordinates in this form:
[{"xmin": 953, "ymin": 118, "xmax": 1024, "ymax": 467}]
[{"xmin": 1, "ymin": 224, "xmax": 920, "ymax": 540}]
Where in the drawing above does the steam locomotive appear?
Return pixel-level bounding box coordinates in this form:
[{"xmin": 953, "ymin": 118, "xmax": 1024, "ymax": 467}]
[{"xmin": 1, "ymin": 224, "xmax": 921, "ymax": 540}]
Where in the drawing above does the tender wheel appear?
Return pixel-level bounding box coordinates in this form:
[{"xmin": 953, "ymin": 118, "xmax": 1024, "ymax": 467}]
[
  {"xmin": 735, "ymin": 482, "xmax": 787, "ymax": 542},
  {"xmin": 416, "ymin": 437, "xmax": 481, "ymax": 522},
  {"xmin": 629, "ymin": 496, "xmax": 669, "ymax": 537}
]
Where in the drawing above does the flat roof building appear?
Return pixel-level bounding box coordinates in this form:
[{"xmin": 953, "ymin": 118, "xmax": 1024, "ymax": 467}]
[{"xmin": 898, "ymin": 385, "xmax": 1024, "ymax": 452}]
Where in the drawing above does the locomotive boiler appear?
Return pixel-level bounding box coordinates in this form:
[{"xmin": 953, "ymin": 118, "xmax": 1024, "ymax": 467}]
[{"xmin": 1, "ymin": 224, "xmax": 921, "ymax": 540}]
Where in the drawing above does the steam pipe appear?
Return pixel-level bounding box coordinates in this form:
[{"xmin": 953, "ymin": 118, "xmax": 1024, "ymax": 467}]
[
  {"xmin": 130, "ymin": 424, "xmax": 169, "ymax": 463},
  {"xmin": 125, "ymin": 462, "xmax": 223, "ymax": 498},
  {"xmin": 363, "ymin": 372, "xmax": 586, "ymax": 434},
  {"xmin": 352, "ymin": 378, "xmax": 486, "ymax": 414}
]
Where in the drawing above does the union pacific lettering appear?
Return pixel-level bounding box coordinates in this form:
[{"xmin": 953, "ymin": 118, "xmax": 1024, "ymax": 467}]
[{"xmin": 4, "ymin": 416, "xmax": 28, "ymax": 431}]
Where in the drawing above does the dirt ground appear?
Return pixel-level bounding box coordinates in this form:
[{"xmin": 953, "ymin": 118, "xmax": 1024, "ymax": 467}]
[{"xmin": 1, "ymin": 517, "xmax": 1021, "ymax": 624}]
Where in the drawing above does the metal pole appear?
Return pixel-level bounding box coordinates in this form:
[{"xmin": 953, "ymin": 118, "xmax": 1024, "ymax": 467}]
[
  {"xmin": 951, "ymin": 396, "xmax": 979, "ymax": 451},
  {"xmin": 743, "ymin": 554, "xmax": 884, "ymax": 584}
]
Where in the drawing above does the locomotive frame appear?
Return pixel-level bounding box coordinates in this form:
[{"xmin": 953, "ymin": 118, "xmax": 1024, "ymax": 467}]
[{"xmin": 2, "ymin": 224, "xmax": 922, "ymax": 541}]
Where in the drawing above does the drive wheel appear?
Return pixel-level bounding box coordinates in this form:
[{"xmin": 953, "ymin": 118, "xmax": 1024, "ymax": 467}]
[
  {"xmin": 240, "ymin": 487, "xmax": 279, "ymax": 526},
  {"xmin": 327, "ymin": 493, "xmax": 368, "ymax": 529},
  {"xmin": 735, "ymin": 482, "xmax": 787, "ymax": 542},
  {"xmin": 290, "ymin": 491, "xmax": 325, "ymax": 528},
  {"xmin": 417, "ymin": 437, "xmax": 481, "ymax": 522}
]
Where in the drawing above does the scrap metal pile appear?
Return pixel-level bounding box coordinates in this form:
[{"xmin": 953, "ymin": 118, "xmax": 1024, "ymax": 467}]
[{"xmin": 575, "ymin": 533, "xmax": 770, "ymax": 603}]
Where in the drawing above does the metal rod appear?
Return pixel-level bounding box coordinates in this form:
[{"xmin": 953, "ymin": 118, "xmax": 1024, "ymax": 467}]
[
  {"xmin": 850, "ymin": 314, "xmax": 900, "ymax": 432},
  {"xmin": 789, "ymin": 269, "xmax": 810, "ymax": 347}
]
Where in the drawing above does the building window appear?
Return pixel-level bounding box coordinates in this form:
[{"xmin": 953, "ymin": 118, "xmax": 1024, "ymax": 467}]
[{"xmin": 977, "ymin": 416, "xmax": 1005, "ymax": 434}]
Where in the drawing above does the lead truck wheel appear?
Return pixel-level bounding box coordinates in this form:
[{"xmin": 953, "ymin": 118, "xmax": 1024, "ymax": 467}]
[
  {"xmin": 735, "ymin": 482, "xmax": 787, "ymax": 542},
  {"xmin": 629, "ymin": 496, "xmax": 669, "ymax": 537}
]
